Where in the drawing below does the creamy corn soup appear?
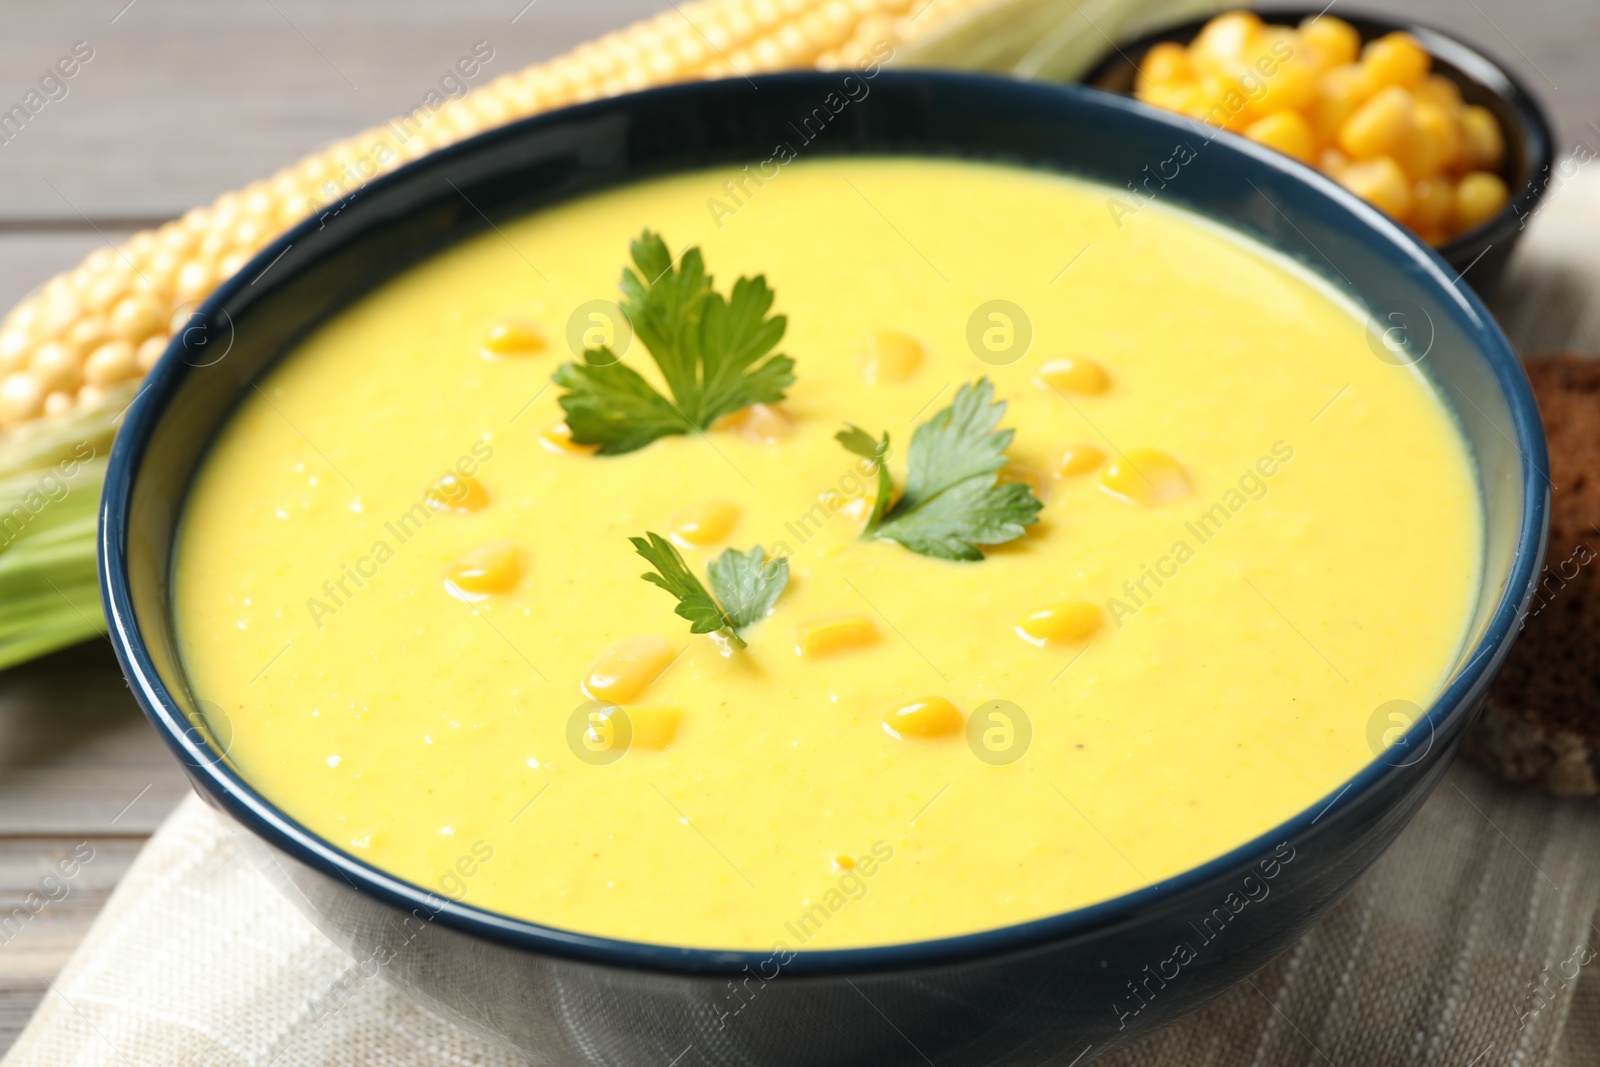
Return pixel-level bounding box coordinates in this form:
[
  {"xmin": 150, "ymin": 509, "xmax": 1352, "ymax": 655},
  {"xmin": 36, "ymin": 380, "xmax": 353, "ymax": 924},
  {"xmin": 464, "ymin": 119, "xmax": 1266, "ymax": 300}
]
[{"xmin": 174, "ymin": 158, "xmax": 1480, "ymax": 949}]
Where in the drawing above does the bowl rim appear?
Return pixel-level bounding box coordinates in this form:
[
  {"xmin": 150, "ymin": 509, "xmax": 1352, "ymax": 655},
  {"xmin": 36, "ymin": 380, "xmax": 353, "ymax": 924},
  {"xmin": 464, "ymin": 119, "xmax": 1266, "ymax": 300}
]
[
  {"xmin": 1078, "ymin": 2, "xmax": 1558, "ymax": 263},
  {"xmin": 99, "ymin": 69, "xmax": 1548, "ymax": 979}
]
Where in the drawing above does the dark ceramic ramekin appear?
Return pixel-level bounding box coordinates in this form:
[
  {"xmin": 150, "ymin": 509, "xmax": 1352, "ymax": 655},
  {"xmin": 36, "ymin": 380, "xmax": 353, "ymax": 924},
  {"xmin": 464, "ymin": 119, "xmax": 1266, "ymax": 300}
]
[
  {"xmin": 101, "ymin": 72, "xmax": 1546, "ymax": 1066},
  {"xmin": 1082, "ymin": 5, "xmax": 1556, "ymax": 296}
]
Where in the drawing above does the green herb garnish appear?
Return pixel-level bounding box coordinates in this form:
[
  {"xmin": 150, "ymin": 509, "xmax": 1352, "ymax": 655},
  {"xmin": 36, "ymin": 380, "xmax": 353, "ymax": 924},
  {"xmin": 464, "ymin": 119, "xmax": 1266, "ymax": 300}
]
[
  {"xmin": 836, "ymin": 378, "xmax": 1042, "ymax": 562},
  {"xmin": 555, "ymin": 231, "xmax": 795, "ymax": 455},
  {"xmin": 631, "ymin": 533, "xmax": 788, "ymax": 649}
]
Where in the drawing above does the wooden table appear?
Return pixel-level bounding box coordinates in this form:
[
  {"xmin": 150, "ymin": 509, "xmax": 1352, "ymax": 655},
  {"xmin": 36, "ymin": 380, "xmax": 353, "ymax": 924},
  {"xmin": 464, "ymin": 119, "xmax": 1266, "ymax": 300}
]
[{"xmin": 0, "ymin": 0, "xmax": 1593, "ymax": 1054}]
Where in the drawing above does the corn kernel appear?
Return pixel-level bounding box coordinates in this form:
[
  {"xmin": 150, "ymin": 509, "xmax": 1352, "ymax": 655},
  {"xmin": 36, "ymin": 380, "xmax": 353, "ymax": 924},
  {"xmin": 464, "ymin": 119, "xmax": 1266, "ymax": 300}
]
[
  {"xmin": 1298, "ymin": 15, "xmax": 1360, "ymax": 67},
  {"xmin": 143, "ymin": 249, "xmax": 181, "ymax": 291},
  {"xmin": 445, "ymin": 541, "xmax": 522, "ymax": 598},
  {"xmin": 1036, "ymin": 357, "xmax": 1109, "ymax": 396},
  {"xmin": 3, "ymin": 300, "xmax": 35, "ymax": 332},
  {"xmin": 481, "ymin": 317, "xmax": 548, "ymax": 357},
  {"xmin": 1017, "ymin": 601, "xmax": 1101, "ymax": 646},
  {"xmin": 37, "ymin": 285, "xmax": 81, "ymax": 339},
  {"xmin": 1454, "ymin": 171, "xmax": 1509, "ymax": 232},
  {"xmin": 84, "ymin": 273, "xmax": 131, "ymax": 315},
  {"xmin": 1337, "ymin": 86, "xmax": 1414, "ymax": 161},
  {"xmin": 67, "ymin": 316, "xmax": 109, "ymax": 352},
  {"xmin": 713, "ymin": 402, "xmax": 794, "ymax": 443},
  {"xmin": 1136, "ymin": 42, "xmax": 1194, "ymax": 94},
  {"xmin": 1459, "ymin": 105, "xmax": 1505, "ymax": 170},
  {"xmin": 108, "ymin": 295, "xmax": 164, "ymax": 343},
  {"xmin": 1017, "ymin": 598, "xmax": 1107, "ymax": 646},
  {"xmin": 1338, "ymin": 156, "xmax": 1413, "ymax": 220},
  {"xmin": 1252, "ymin": 25, "xmax": 1295, "ymax": 59},
  {"xmin": 583, "ymin": 635, "xmax": 675, "ymax": 703},
  {"xmin": 625, "ymin": 705, "xmax": 683, "ymax": 749},
  {"xmin": 1362, "ymin": 31, "xmax": 1429, "ymax": 89},
  {"xmin": 1100, "ymin": 449, "xmax": 1190, "ymax": 505},
  {"xmin": 1193, "ymin": 72, "xmax": 1257, "ymax": 130},
  {"xmin": 174, "ymin": 261, "xmax": 216, "ymax": 303},
  {"xmin": 233, "ymin": 217, "xmax": 269, "ymax": 253},
  {"xmin": 218, "ymin": 252, "xmax": 250, "ymax": 281},
  {"xmin": 795, "ymin": 615, "xmax": 880, "ymax": 657},
  {"xmin": 29, "ymin": 342, "xmax": 83, "ymax": 393},
  {"xmin": 158, "ymin": 223, "xmax": 197, "ymax": 254},
  {"xmin": 539, "ymin": 420, "xmax": 599, "ymax": 456},
  {"xmin": 1310, "ymin": 65, "xmax": 1375, "ymax": 142},
  {"xmin": 1319, "ymin": 147, "xmax": 1352, "ymax": 180},
  {"xmin": 861, "ymin": 331, "xmax": 923, "ymax": 384},
  {"xmin": 1138, "ymin": 82, "xmax": 1202, "ymax": 114},
  {"xmin": 1244, "ymin": 110, "xmax": 1315, "ymax": 163},
  {"xmin": 1403, "ymin": 101, "xmax": 1460, "ymax": 179},
  {"xmin": 669, "ymin": 500, "xmax": 740, "ymax": 547},
  {"xmin": 84, "ymin": 340, "xmax": 140, "ymax": 387},
  {"xmin": 1252, "ymin": 52, "xmax": 1318, "ymax": 115},
  {"xmin": 197, "ymin": 229, "xmax": 229, "ymax": 263},
  {"xmin": 128, "ymin": 231, "xmax": 160, "ymax": 259},
  {"xmin": 1410, "ymin": 177, "xmax": 1455, "ymax": 231},
  {"xmin": 136, "ymin": 336, "xmax": 166, "ymax": 372},
  {"xmin": 1191, "ymin": 11, "xmax": 1262, "ymax": 71},
  {"xmin": 0, "ymin": 372, "xmax": 44, "ymax": 425},
  {"xmin": 881, "ymin": 696, "xmax": 964, "ymax": 740},
  {"xmin": 1055, "ymin": 443, "xmax": 1106, "ymax": 477},
  {"xmin": 0, "ymin": 331, "xmax": 27, "ymax": 374},
  {"xmin": 43, "ymin": 390, "xmax": 74, "ymax": 417},
  {"xmin": 427, "ymin": 472, "xmax": 491, "ymax": 514},
  {"xmin": 1413, "ymin": 74, "xmax": 1462, "ymax": 109}
]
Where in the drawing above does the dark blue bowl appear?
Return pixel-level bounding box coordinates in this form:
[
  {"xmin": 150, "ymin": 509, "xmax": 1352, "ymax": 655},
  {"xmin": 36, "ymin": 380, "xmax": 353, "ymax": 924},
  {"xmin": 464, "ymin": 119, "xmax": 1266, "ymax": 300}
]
[{"xmin": 100, "ymin": 72, "xmax": 1546, "ymax": 1066}]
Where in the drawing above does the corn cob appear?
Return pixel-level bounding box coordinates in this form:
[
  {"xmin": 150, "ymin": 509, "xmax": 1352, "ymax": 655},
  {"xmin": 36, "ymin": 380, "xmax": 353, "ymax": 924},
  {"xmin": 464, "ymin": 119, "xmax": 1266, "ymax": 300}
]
[{"xmin": 0, "ymin": 0, "xmax": 1216, "ymax": 669}]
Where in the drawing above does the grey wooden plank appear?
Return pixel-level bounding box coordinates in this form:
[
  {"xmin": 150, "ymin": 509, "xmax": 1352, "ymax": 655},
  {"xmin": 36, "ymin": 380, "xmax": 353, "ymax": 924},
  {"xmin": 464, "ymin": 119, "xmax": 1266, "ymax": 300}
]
[
  {"xmin": 0, "ymin": 837, "xmax": 145, "ymax": 1054},
  {"xmin": 0, "ymin": 836, "xmax": 144, "ymax": 977},
  {"xmin": 0, "ymin": 0, "xmax": 670, "ymax": 222},
  {"xmin": 0, "ymin": 642, "xmax": 191, "ymax": 836},
  {"xmin": 0, "ymin": 637, "xmax": 187, "ymax": 1055}
]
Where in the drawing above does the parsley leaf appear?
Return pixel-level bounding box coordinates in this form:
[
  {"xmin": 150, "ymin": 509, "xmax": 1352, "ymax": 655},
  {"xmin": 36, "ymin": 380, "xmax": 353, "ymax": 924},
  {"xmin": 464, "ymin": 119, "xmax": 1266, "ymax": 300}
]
[
  {"xmin": 556, "ymin": 231, "xmax": 795, "ymax": 455},
  {"xmin": 836, "ymin": 379, "xmax": 1042, "ymax": 562},
  {"xmin": 632, "ymin": 532, "xmax": 727, "ymax": 640},
  {"xmin": 554, "ymin": 354, "xmax": 692, "ymax": 455},
  {"xmin": 631, "ymin": 533, "xmax": 788, "ymax": 649},
  {"xmin": 707, "ymin": 546, "xmax": 790, "ymax": 632},
  {"xmin": 835, "ymin": 424, "xmax": 892, "ymax": 535}
]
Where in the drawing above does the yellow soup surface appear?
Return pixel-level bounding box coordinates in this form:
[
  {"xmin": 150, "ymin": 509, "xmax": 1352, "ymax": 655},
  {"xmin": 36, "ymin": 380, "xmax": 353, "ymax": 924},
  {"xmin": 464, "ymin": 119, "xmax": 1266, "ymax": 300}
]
[{"xmin": 174, "ymin": 157, "xmax": 1480, "ymax": 950}]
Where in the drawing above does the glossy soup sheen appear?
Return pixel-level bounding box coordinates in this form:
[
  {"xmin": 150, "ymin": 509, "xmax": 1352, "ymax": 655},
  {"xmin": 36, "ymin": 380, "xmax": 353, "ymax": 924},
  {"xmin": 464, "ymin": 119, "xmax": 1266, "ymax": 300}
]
[{"xmin": 174, "ymin": 158, "xmax": 1480, "ymax": 950}]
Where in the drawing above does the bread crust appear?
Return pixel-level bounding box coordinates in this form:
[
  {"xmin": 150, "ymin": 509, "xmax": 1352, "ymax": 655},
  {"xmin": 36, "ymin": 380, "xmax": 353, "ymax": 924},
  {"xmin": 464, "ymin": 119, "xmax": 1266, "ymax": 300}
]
[{"xmin": 1467, "ymin": 353, "xmax": 1600, "ymax": 795}]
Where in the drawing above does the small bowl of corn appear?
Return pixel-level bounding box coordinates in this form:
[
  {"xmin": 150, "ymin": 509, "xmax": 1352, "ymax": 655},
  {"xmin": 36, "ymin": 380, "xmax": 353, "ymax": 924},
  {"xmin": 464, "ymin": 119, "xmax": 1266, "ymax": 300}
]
[{"xmin": 1082, "ymin": 6, "xmax": 1553, "ymax": 293}]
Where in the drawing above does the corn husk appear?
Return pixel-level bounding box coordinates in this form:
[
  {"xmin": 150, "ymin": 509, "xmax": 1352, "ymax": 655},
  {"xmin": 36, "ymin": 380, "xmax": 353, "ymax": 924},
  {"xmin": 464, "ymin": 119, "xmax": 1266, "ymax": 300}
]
[
  {"xmin": 0, "ymin": 384, "xmax": 133, "ymax": 669},
  {"xmin": 901, "ymin": 0, "xmax": 1221, "ymax": 79}
]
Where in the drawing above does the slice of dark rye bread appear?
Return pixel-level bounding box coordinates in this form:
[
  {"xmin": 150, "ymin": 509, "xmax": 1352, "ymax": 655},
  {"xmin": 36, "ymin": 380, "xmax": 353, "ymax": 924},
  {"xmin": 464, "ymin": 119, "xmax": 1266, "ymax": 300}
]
[{"xmin": 1465, "ymin": 353, "xmax": 1600, "ymax": 795}]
